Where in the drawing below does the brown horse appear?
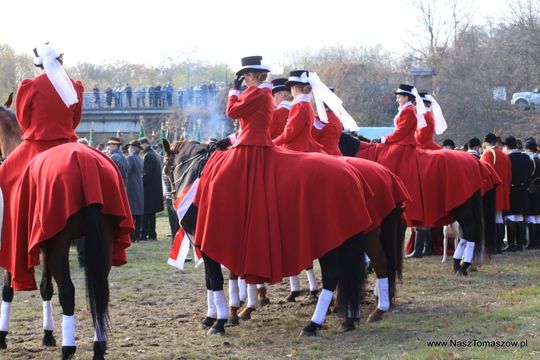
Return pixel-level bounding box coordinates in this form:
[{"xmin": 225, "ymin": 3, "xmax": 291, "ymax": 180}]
[
  {"xmin": 0, "ymin": 95, "xmax": 130, "ymax": 359},
  {"xmin": 163, "ymin": 139, "xmax": 406, "ymax": 336}
]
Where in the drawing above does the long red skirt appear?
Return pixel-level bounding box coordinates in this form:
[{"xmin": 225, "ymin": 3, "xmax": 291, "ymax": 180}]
[
  {"xmin": 193, "ymin": 145, "xmax": 374, "ymax": 284},
  {"xmin": 10, "ymin": 144, "xmax": 133, "ymax": 290},
  {"xmin": 357, "ymin": 144, "xmax": 497, "ymax": 227}
]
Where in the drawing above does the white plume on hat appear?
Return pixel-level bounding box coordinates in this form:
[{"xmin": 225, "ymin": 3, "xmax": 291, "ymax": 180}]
[{"xmin": 33, "ymin": 42, "xmax": 78, "ymax": 107}]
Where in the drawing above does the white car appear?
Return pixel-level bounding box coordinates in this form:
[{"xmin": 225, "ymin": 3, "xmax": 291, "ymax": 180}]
[{"xmin": 511, "ymin": 85, "xmax": 540, "ymax": 111}]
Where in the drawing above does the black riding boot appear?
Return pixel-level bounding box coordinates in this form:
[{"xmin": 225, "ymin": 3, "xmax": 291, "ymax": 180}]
[
  {"xmin": 527, "ymin": 222, "xmax": 537, "ymax": 249},
  {"xmin": 422, "ymin": 228, "xmax": 433, "ymax": 256},
  {"xmin": 516, "ymin": 221, "xmax": 526, "ymax": 251},
  {"xmin": 495, "ymin": 223, "xmax": 505, "ymax": 254},
  {"xmin": 504, "ymin": 221, "xmax": 517, "ymax": 252},
  {"xmin": 406, "ymin": 229, "xmax": 424, "ymax": 258}
]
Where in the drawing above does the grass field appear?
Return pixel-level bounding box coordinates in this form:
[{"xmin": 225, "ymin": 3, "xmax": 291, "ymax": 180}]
[{"xmin": 2, "ymin": 215, "xmax": 540, "ymax": 359}]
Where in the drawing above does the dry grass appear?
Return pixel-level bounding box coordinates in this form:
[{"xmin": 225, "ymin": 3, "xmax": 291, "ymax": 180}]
[{"xmin": 1, "ymin": 216, "xmax": 540, "ymax": 359}]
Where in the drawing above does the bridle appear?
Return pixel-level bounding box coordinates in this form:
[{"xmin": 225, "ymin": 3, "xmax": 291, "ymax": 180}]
[{"xmin": 167, "ymin": 147, "xmax": 213, "ymax": 197}]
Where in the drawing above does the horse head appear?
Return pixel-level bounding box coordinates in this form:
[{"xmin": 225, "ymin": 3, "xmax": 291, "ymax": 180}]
[
  {"xmin": 163, "ymin": 139, "xmax": 213, "ymax": 199},
  {"xmin": 0, "ymin": 93, "xmax": 22, "ymax": 163}
]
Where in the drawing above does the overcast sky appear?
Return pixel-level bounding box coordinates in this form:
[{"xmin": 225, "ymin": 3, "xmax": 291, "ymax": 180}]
[{"xmin": 1, "ymin": 0, "xmax": 510, "ymax": 69}]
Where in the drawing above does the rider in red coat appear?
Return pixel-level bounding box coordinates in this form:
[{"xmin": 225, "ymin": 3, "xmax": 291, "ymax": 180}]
[
  {"xmin": 312, "ymin": 109, "xmax": 343, "ymax": 156},
  {"xmin": 274, "ymin": 71, "xmax": 324, "ymax": 152},
  {"xmin": 0, "ymin": 44, "xmax": 84, "ymax": 283},
  {"xmin": 415, "ymin": 93, "xmax": 442, "ymax": 150},
  {"xmin": 269, "ymin": 78, "xmax": 291, "ymax": 139}
]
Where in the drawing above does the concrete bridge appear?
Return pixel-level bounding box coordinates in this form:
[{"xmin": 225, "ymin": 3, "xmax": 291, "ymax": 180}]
[{"xmin": 77, "ymin": 107, "xmax": 175, "ymax": 134}]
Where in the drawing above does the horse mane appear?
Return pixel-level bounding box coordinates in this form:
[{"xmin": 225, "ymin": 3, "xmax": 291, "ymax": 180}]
[{"xmin": 0, "ymin": 106, "xmax": 17, "ymax": 125}]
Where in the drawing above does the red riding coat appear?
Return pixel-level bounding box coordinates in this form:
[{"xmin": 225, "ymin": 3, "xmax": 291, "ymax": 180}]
[
  {"xmin": 415, "ymin": 111, "xmax": 442, "ymax": 150},
  {"xmin": 0, "ymin": 74, "xmax": 84, "ymax": 283},
  {"xmin": 481, "ymin": 147, "xmax": 512, "ymax": 211},
  {"xmin": 274, "ymin": 96, "xmax": 324, "ymax": 152},
  {"xmin": 193, "ymin": 84, "xmax": 375, "ymax": 284},
  {"xmin": 312, "ymin": 109, "xmax": 343, "ymax": 156},
  {"xmin": 269, "ymin": 101, "xmax": 290, "ymax": 139}
]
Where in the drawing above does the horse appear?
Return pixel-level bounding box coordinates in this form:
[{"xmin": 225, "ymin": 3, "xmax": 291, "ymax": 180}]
[
  {"xmin": 163, "ymin": 139, "xmax": 407, "ymax": 336},
  {"xmin": 0, "ymin": 95, "xmax": 132, "ymax": 359},
  {"xmin": 339, "ymin": 131, "xmax": 496, "ymax": 275}
]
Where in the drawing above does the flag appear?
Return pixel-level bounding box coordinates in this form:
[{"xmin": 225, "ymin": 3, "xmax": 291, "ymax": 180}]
[
  {"xmin": 138, "ymin": 122, "xmax": 145, "ymax": 138},
  {"xmin": 167, "ymin": 178, "xmax": 203, "ymax": 269}
]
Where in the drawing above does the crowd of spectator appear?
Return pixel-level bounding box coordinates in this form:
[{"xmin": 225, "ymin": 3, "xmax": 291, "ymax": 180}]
[{"xmin": 88, "ymin": 81, "xmax": 222, "ymax": 109}]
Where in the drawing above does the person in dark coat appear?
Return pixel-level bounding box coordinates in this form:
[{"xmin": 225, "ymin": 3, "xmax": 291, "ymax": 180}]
[
  {"xmin": 106, "ymin": 136, "xmax": 129, "ymax": 185},
  {"xmin": 127, "ymin": 140, "xmax": 145, "ymax": 242},
  {"xmin": 139, "ymin": 137, "xmax": 163, "ymax": 240},
  {"xmin": 504, "ymin": 136, "xmax": 534, "ymax": 251},
  {"xmin": 524, "ymin": 138, "xmax": 540, "ymax": 249},
  {"xmin": 105, "ymin": 86, "xmax": 113, "ymax": 107}
]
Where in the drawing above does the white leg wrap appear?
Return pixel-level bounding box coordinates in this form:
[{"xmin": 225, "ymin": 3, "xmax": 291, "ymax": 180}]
[
  {"xmin": 228, "ymin": 280, "xmax": 240, "ymax": 308},
  {"xmin": 495, "ymin": 211, "xmax": 504, "ymax": 224},
  {"xmin": 376, "ymin": 278, "xmax": 390, "ymax": 311},
  {"xmin": 536, "ymin": 215, "xmax": 540, "ymax": 223},
  {"xmin": 246, "ymin": 284, "xmax": 258, "ymax": 308},
  {"xmin": 373, "ymin": 279, "xmax": 379, "ymax": 297},
  {"xmin": 306, "ymin": 269, "xmax": 318, "ymax": 292},
  {"xmin": 213, "ymin": 290, "xmax": 228, "ymax": 320},
  {"xmin": 93, "ymin": 314, "xmax": 107, "ymax": 342},
  {"xmin": 62, "ymin": 315, "xmax": 76, "ymax": 347},
  {"xmin": 289, "ymin": 275, "xmax": 300, "ymax": 292},
  {"xmin": 310, "ymin": 289, "xmax": 333, "ymax": 325},
  {"xmin": 463, "ymin": 241, "xmax": 475, "ymax": 264},
  {"xmin": 527, "ymin": 216, "xmax": 537, "ymax": 224},
  {"xmin": 0, "ymin": 301, "xmax": 11, "ymax": 332},
  {"xmin": 453, "ymin": 238, "xmax": 467, "ymax": 260},
  {"xmin": 506, "ymin": 214, "xmax": 524, "ymax": 222},
  {"xmin": 238, "ymin": 279, "xmax": 247, "ymax": 302},
  {"xmin": 206, "ymin": 290, "xmax": 217, "ymax": 318},
  {"xmin": 256, "ymin": 284, "xmax": 266, "ymax": 289},
  {"xmin": 43, "ymin": 300, "xmax": 54, "ymax": 331}
]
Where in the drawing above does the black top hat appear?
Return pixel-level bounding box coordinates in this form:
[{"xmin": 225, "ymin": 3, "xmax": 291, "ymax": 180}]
[
  {"xmin": 503, "ymin": 136, "xmax": 517, "ymax": 149},
  {"xmin": 418, "ymin": 92, "xmax": 432, "ymax": 103},
  {"xmin": 106, "ymin": 136, "xmax": 122, "ymax": 145},
  {"xmin": 129, "ymin": 140, "xmax": 143, "ymax": 149},
  {"xmin": 285, "ymin": 70, "xmax": 310, "ymax": 88},
  {"xmin": 271, "ymin": 78, "xmax": 289, "ymax": 95},
  {"xmin": 236, "ymin": 56, "xmax": 271, "ymax": 76},
  {"xmin": 394, "ymin": 84, "xmax": 415, "ymax": 96}
]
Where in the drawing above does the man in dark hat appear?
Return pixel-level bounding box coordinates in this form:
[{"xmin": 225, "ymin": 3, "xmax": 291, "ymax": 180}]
[
  {"xmin": 442, "ymin": 139, "xmax": 455, "ymax": 150},
  {"xmin": 524, "ymin": 138, "xmax": 540, "ymax": 249},
  {"xmin": 126, "ymin": 140, "xmax": 144, "ymax": 242},
  {"xmin": 504, "ymin": 136, "xmax": 534, "ymax": 251},
  {"xmin": 481, "ymin": 133, "xmax": 512, "ymax": 253},
  {"xmin": 138, "ymin": 137, "xmax": 163, "ymax": 241},
  {"xmin": 467, "ymin": 137, "xmax": 482, "ymax": 158},
  {"xmin": 106, "ymin": 136, "xmax": 128, "ymax": 185}
]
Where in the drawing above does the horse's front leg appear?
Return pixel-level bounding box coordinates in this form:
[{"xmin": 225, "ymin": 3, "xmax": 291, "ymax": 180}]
[
  {"xmin": 363, "ymin": 229, "xmax": 390, "ymax": 323},
  {"xmin": 201, "ymin": 253, "xmax": 227, "ymax": 335},
  {"xmin": 40, "ymin": 251, "xmax": 56, "ymax": 347},
  {"xmin": 0, "ymin": 270, "xmax": 14, "ymax": 349}
]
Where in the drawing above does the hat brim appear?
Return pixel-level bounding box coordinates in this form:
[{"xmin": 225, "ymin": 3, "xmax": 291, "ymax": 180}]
[
  {"xmin": 394, "ymin": 90, "xmax": 415, "ymax": 96},
  {"xmin": 107, "ymin": 141, "xmax": 122, "ymax": 145},
  {"xmin": 129, "ymin": 143, "xmax": 143, "ymax": 149},
  {"xmin": 285, "ymin": 80, "xmax": 308, "ymax": 88},
  {"xmin": 236, "ymin": 65, "xmax": 271, "ymax": 76},
  {"xmin": 272, "ymin": 85, "xmax": 290, "ymax": 95}
]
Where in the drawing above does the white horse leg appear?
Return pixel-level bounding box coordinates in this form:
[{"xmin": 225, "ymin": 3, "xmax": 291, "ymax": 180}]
[
  {"xmin": 239, "ymin": 284, "xmax": 257, "ymax": 320},
  {"xmin": 285, "ymin": 275, "xmax": 301, "ymax": 302},
  {"xmin": 305, "ymin": 267, "xmax": 319, "ymax": 295},
  {"xmin": 442, "ymin": 225, "xmax": 448, "ymax": 263}
]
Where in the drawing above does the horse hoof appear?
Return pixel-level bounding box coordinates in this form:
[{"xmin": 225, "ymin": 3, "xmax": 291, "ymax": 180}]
[
  {"xmin": 62, "ymin": 345, "xmax": 76, "ymax": 360},
  {"xmin": 93, "ymin": 341, "xmax": 107, "ymax": 360},
  {"xmin": 207, "ymin": 319, "xmax": 226, "ymax": 336},
  {"xmin": 238, "ymin": 307, "xmax": 255, "ymax": 321},
  {"xmin": 367, "ymin": 309, "xmax": 385, "ymax": 323},
  {"xmin": 258, "ymin": 297, "xmax": 270, "ymax": 307},
  {"xmin": 340, "ymin": 318, "xmax": 356, "ymax": 332},
  {"xmin": 0, "ymin": 331, "xmax": 7, "ymax": 349},
  {"xmin": 299, "ymin": 321, "xmax": 320, "ymax": 337},
  {"xmin": 200, "ymin": 317, "xmax": 216, "ymax": 329},
  {"xmin": 284, "ymin": 291, "xmax": 301, "ymax": 302},
  {"xmin": 304, "ymin": 292, "xmax": 319, "ymax": 303},
  {"xmin": 455, "ymin": 269, "xmax": 468, "ymax": 277},
  {"xmin": 42, "ymin": 330, "xmax": 56, "ymax": 347}
]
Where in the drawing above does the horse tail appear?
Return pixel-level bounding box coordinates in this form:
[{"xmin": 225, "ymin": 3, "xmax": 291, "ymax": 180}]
[
  {"xmin": 336, "ymin": 233, "xmax": 367, "ymax": 319},
  {"xmin": 379, "ymin": 206, "xmax": 405, "ymax": 306},
  {"xmin": 84, "ymin": 204, "xmax": 110, "ymax": 341}
]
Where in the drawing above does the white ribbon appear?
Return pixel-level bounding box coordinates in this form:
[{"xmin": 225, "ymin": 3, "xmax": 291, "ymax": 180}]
[
  {"xmin": 424, "ymin": 95, "xmax": 447, "ymax": 134},
  {"xmin": 34, "ymin": 43, "xmax": 78, "ymax": 108},
  {"xmin": 306, "ymin": 72, "xmax": 359, "ymax": 131},
  {"xmin": 411, "ymin": 87, "xmax": 427, "ymax": 129}
]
